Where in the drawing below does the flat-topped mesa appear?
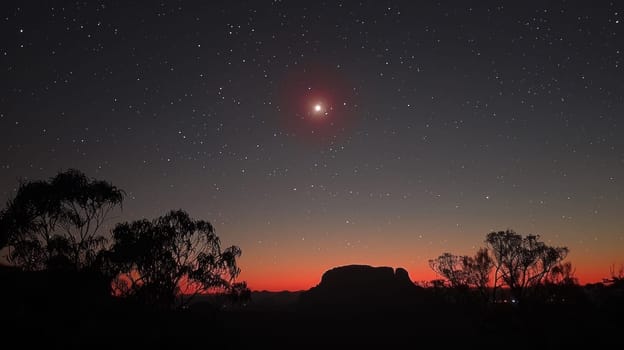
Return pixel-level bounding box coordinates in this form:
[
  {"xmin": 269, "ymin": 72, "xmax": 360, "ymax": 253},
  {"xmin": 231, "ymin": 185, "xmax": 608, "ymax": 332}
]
[{"xmin": 299, "ymin": 264, "xmax": 422, "ymax": 310}]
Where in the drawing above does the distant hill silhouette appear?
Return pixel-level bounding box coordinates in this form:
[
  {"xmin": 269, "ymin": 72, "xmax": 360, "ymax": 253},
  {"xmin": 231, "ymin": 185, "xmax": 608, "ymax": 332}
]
[{"xmin": 299, "ymin": 264, "xmax": 422, "ymax": 310}]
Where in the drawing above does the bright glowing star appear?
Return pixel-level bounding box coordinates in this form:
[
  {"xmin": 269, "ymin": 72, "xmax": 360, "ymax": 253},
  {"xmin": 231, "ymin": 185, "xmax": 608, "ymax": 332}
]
[{"xmin": 314, "ymin": 104, "xmax": 322, "ymax": 112}]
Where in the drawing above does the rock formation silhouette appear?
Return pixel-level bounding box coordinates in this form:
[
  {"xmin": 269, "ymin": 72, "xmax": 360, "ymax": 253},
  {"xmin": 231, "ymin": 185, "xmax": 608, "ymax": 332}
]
[{"xmin": 299, "ymin": 265, "xmax": 422, "ymax": 310}]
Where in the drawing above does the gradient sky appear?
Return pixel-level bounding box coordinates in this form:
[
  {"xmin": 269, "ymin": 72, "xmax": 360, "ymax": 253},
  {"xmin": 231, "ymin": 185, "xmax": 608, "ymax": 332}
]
[{"xmin": 1, "ymin": 1, "xmax": 623, "ymax": 291}]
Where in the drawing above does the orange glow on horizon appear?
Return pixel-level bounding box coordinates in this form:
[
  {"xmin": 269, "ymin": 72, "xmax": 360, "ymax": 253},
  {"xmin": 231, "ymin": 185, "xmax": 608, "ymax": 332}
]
[
  {"xmin": 238, "ymin": 263, "xmax": 614, "ymax": 292},
  {"xmin": 226, "ymin": 221, "xmax": 624, "ymax": 292}
]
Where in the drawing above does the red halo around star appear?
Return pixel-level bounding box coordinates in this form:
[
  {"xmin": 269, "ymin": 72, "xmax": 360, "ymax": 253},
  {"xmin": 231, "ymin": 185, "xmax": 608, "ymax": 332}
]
[{"xmin": 277, "ymin": 63, "xmax": 357, "ymax": 144}]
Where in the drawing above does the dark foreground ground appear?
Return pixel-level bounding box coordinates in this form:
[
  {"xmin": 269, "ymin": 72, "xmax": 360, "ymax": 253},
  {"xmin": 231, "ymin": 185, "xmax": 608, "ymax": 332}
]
[{"xmin": 5, "ymin": 299, "xmax": 622, "ymax": 349}]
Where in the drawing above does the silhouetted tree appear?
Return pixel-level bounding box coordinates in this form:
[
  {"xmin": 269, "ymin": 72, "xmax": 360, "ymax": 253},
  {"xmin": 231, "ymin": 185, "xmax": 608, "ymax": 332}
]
[
  {"xmin": 429, "ymin": 253, "xmax": 472, "ymax": 289},
  {"xmin": 486, "ymin": 229, "xmax": 568, "ymax": 302},
  {"xmin": 0, "ymin": 169, "xmax": 124, "ymax": 271},
  {"xmin": 109, "ymin": 209, "xmax": 243, "ymax": 310},
  {"xmin": 429, "ymin": 248, "xmax": 493, "ymax": 302}
]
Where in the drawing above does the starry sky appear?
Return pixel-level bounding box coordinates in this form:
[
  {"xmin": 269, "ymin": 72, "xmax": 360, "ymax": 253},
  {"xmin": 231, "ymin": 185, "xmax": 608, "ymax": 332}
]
[{"xmin": 1, "ymin": 1, "xmax": 623, "ymax": 291}]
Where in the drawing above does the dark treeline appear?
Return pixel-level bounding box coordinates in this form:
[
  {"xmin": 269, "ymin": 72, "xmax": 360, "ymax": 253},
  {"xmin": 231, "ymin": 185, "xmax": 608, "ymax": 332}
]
[
  {"xmin": 428, "ymin": 230, "xmax": 574, "ymax": 304},
  {"xmin": 0, "ymin": 169, "xmax": 249, "ymax": 311},
  {"xmin": 1, "ymin": 169, "xmax": 622, "ymax": 347}
]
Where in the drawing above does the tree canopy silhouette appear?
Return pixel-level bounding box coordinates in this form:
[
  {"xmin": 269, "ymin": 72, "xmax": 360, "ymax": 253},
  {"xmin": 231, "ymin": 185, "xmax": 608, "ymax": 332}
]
[
  {"xmin": 0, "ymin": 169, "xmax": 124, "ymax": 271},
  {"xmin": 109, "ymin": 209, "xmax": 244, "ymax": 309},
  {"xmin": 486, "ymin": 229, "xmax": 569, "ymax": 302}
]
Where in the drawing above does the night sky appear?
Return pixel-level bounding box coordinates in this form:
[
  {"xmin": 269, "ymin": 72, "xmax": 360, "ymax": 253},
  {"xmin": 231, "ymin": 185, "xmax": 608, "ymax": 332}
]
[{"xmin": 1, "ymin": 1, "xmax": 623, "ymax": 290}]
